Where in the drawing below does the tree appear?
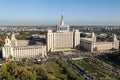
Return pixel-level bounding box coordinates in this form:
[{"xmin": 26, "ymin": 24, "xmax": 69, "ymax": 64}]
[
  {"xmin": 0, "ymin": 63, "xmax": 13, "ymax": 80},
  {"xmin": 19, "ymin": 58, "xmax": 28, "ymax": 67},
  {"xmin": 2, "ymin": 57, "xmax": 6, "ymax": 61},
  {"xmin": 0, "ymin": 61, "xmax": 37, "ymax": 80},
  {"xmin": 7, "ymin": 62, "xmax": 17, "ymax": 74},
  {"xmin": 9, "ymin": 55, "xmax": 13, "ymax": 59}
]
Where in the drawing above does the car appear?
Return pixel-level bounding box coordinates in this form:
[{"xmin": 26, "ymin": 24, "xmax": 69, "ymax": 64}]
[{"xmin": 0, "ymin": 63, "xmax": 2, "ymax": 66}]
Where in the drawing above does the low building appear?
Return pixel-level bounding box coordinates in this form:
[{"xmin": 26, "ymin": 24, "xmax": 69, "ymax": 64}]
[
  {"xmin": 2, "ymin": 32, "xmax": 47, "ymax": 60},
  {"xmin": 80, "ymin": 32, "xmax": 119, "ymax": 52}
]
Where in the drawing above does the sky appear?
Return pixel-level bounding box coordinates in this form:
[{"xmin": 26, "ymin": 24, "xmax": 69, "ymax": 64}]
[{"xmin": 0, "ymin": 0, "xmax": 120, "ymax": 26}]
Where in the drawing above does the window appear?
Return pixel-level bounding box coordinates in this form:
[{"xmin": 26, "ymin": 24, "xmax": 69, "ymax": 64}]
[{"xmin": 59, "ymin": 27, "xmax": 67, "ymax": 31}]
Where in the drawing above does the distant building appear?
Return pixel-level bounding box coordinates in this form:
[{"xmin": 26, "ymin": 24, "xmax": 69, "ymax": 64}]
[
  {"xmin": 47, "ymin": 14, "xmax": 80, "ymax": 52},
  {"xmin": 2, "ymin": 32, "xmax": 47, "ymax": 60},
  {"xmin": 39, "ymin": 34, "xmax": 46, "ymax": 39}
]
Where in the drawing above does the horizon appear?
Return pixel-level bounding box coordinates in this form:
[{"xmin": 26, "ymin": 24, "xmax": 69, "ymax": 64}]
[{"xmin": 0, "ymin": 0, "xmax": 120, "ymax": 26}]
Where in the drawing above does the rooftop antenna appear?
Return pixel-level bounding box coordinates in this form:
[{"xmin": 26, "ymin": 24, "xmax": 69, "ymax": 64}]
[
  {"xmin": 61, "ymin": 9, "xmax": 64, "ymax": 15},
  {"xmin": 60, "ymin": 9, "xmax": 64, "ymax": 25}
]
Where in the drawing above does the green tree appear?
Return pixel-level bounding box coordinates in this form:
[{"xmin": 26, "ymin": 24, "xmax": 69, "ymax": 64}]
[
  {"xmin": 19, "ymin": 58, "xmax": 28, "ymax": 67},
  {"xmin": 7, "ymin": 62, "xmax": 17, "ymax": 74}
]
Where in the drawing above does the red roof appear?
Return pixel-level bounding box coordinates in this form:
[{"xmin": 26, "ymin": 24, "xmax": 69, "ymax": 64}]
[{"xmin": 0, "ymin": 40, "xmax": 5, "ymax": 42}]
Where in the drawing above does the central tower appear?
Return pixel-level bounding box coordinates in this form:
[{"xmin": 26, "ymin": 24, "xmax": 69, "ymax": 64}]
[
  {"xmin": 57, "ymin": 14, "xmax": 69, "ymax": 32},
  {"xmin": 60, "ymin": 14, "xmax": 64, "ymax": 25},
  {"xmin": 47, "ymin": 13, "xmax": 80, "ymax": 52}
]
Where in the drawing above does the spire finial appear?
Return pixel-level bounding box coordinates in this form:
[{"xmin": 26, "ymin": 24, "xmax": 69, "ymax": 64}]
[
  {"xmin": 92, "ymin": 32, "xmax": 95, "ymax": 37},
  {"xmin": 11, "ymin": 31, "xmax": 16, "ymax": 40},
  {"xmin": 113, "ymin": 34, "xmax": 117, "ymax": 41},
  {"xmin": 6, "ymin": 36, "xmax": 8, "ymax": 39},
  {"xmin": 61, "ymin": 9, "xmax": 64, "ymax": 15},
  {"xmin": 60, "ymin": 10, "xmax": 64, "ymax": 25}
]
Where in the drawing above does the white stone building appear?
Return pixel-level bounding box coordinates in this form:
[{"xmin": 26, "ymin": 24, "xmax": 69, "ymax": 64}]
[
  {"xmin": 47, "ymin": 14, "xmax": 119, "ymax": 52},
  {"xmin": 2, "ymin": 14, "xmax": 119, "ymax": 58},
  {"xmin": 2, "ymin": 32, "xmax": 47, "ymax": 60},
  {"xmin": 80, "ymin": 32, "xmax": 119, "ymax": 52},
  {"xmin": 47, "ymin": 14, "xmax": 80, "ymax": 52}
]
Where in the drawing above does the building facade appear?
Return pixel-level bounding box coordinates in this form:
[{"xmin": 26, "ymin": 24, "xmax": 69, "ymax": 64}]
[
  {"xmin": 47, "ymin": 14, "xmax": 80, "ymax": 52},
  {"xmin": 80, "ymin": 32, "xmax": 119, "ymax": 52},
  {"xmin": 2, "ymin": 33, "xmax": 47, "ymax": 60},
  {"xmin": 2, "ymin": 14, "xmax": 119, "ymax": 59},
  {"xmin": 47, "ymin": 14, "xmax": 119, "ymax": 52}
]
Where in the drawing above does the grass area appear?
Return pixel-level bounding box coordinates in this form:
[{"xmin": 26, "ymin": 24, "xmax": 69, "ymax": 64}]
[
  {"xmin": 97, "ymin": 52, "xmax": 120, "ymax": 68},
  {"xmin": 41, "ymin": 61, "xmax": 66, "ymax": 80},
  {"xmin": 72, "ymin": 58, "xmax": 119, "ymax": 80},
  {"xmin": 40, "ymin": 59, "xmax": 83, "ymax": 80}
]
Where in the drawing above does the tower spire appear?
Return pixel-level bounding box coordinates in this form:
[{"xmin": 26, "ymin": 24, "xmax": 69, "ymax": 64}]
[
  {"xmin": 113, "ymin": 34, "xmax": 117, "ymax": 41},
  {"xmin": 60, "ymin": 10, "xmax": 64, "ymax": 25},
  {"xmin": 11, "ymin": 31, "xmax": 16, "ymax": 40}
]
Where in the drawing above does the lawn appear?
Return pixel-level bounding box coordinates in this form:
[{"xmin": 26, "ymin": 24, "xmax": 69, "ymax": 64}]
[
  {"xmin": 40, "ymin": 59, "xmax": 83, "ymax": 80},
  {"xmin": 97, "ymin": 52, "xmax": 120, "ymax": 68},
  {"xmin": 72, "ymin": 58, "xmax": 119, "ymax": 80}
]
